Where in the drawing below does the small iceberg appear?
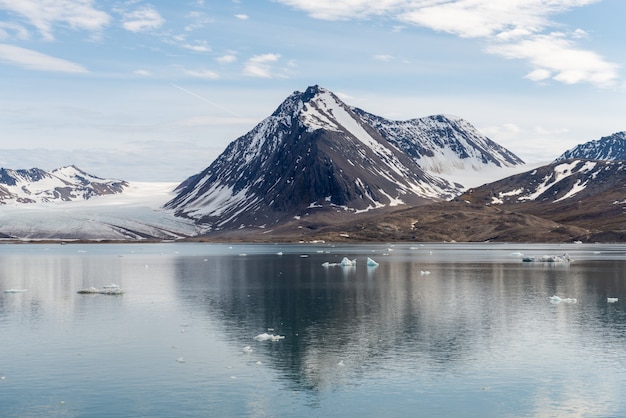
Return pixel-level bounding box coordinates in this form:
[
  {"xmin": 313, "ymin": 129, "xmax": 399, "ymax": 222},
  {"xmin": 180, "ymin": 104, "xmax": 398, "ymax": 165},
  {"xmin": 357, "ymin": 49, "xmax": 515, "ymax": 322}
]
[
  {"xmin": 607, "ymin": 297, "xmax": 619, "ymax": 303},
  {"xmin": 77, "ymin": 283, "xmax": 124, "ymax": 295},
  {"xmin": 420, "ymin": 271, "xmax": 431, "ymax": 275},
  {"xmin": 549, "ymin": 295, "xmax": 577, "ymax": 304},
  {"xmin": 3, "ymin": 289, "xmax": 28, "ymax": 293},
  {"xmin": 243, "ymin": 346, "xmax": 253, "ymax": 354},
  {"xmin": 523, "ymin": 254, "xmax": 571, "ymax": 263},
  {"xmin": 254, "ymin": 333, "xmax": 285, "ymax": 342},
  {"xmin": 340, "ymin": 257, "xmax": 357, "ymax": 267},
  {"xmin": 366, "ymin": 257, "xmax": 379, "ymax": 267}
]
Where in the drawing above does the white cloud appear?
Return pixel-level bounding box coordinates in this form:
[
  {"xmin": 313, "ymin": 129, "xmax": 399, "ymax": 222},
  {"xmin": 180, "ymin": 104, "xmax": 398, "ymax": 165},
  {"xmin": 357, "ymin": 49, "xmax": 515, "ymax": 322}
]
[
  {"xmin": 216, "ymin": 54, "xmax": 237, "ymax": 64},
  {"xmin": 182, "ymin": 40, "xmax": 211, "ymax": 52},
  {"xmin": 488, "ymin": 33, "xmax": 619, "ymax": 87},
  {"xmin": 134, "ymin": 69, "xmax": 151, "ymax": 76},
  {"xmin": 0, "ymin": 43, "xmax": 87, "ymax": 73},
  {"xmin": 243, "ymin": 53, "xmax": 281, "ymax": 78},
  {"xmin": 373, "ymin": 54, "xmax": 394, "ymax": 62},
  {"xmin": 235, "ymin": 14, "xmax": 249, "ymax": 20},
  {"xmin": 183, "ymin": 68, "xmax": 220, "ymax": 79},
  {"xmin": 276, "ymin": 0, "xmax": 620, "ymax": 88},
  {"xmin": 525, "ymin": 68, "xmax": 552, "ymax": 82},
  {"xmin": 122, "ymin": 6, "xmax": 165, "ymax": 33},
  {"xmin": 0, "ymin": 0, "xmax": 110, "ymax": 40}
]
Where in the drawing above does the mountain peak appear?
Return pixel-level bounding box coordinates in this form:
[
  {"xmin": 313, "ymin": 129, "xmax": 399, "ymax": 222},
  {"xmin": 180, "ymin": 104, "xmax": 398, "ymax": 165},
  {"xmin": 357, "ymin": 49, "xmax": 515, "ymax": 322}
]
[
  {"xmin": 555, "ymin": 131, "xmax": 626, "ymax": 162},
  {"xmin": 166, "ymin": 85, "xmax": 524, "ymax": 232}
]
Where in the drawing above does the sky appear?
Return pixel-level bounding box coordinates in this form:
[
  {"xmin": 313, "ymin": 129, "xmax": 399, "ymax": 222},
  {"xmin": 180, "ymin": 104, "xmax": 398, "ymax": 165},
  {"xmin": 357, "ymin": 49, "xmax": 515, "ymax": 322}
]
[{"xmin": 0, "ymin": 0, "xmax": 625, "ymax": 181}]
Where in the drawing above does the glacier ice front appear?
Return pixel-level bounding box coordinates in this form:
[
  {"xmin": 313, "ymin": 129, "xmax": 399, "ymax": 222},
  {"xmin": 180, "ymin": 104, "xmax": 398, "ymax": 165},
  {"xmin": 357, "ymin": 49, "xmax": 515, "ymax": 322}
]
[{"xmin": 77, "ymin": 283, "xmax": 124, "ymax": 295}]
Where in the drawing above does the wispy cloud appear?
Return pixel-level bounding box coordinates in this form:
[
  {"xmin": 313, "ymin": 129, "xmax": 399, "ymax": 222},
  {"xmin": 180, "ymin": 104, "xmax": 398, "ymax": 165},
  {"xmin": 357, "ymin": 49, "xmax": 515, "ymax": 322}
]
[
  {"xmin": 0, "ymin": 22, "xmax": 30, "ymax": 40},
  {"xmin": 276, "ymin": 0, "xmax": 620, "ymax": 87},
  {"xmin": 121, "ymin": 6, "xmax": 165, "ymax": 33},
  {"xmin": 373, "ymin": 54, "xmax": 395, "ymax": 62},
  {"xmin": 0, "ymin": 0, "xmax": 110, "ymax": 40},
  {"xmin": 243, "ymin": 53, "xmax": 282, "ymax": 78},
  {"xmin": 216, "ymin": 54, "xmax": 237, "ymax": 64},
  {"xmin": 0, "ymin": 43, "xmax": 87, "ymax": 72},
  {"xmin": 181, "ymin": 40, "xmax": 211, "ymax": 52},
  {"xmin": 183, "ymin": 68, "xmax": 220, "ymax": 79},
  {"xmin": 234, "ymin": 14, "xmax": 249, "ymax": 20}
]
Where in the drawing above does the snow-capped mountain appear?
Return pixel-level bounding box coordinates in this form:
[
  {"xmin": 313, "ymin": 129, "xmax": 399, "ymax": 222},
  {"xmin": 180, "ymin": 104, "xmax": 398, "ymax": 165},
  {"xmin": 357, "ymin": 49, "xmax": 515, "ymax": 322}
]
[
  {"xmin": 555, "ymin": 132, "xmax": 626, "ymax": 162},
  {"xmin": 166, "ymin": 85, "xmax": 524, "ymax": 231},
  {"xmin": 0, "ymin": 165, "xmax": 127, "ymax": 204},
  {"xmin": 354, "ymin": 109, "xmax": 523, "ymax": 174}
]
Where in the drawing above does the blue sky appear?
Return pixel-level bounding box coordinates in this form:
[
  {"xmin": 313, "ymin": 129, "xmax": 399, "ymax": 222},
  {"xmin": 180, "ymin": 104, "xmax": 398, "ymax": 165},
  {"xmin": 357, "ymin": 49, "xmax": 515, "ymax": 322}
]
[{"xmin": 0, "ymin": 0, "xmax": 625, "ymax": 181}]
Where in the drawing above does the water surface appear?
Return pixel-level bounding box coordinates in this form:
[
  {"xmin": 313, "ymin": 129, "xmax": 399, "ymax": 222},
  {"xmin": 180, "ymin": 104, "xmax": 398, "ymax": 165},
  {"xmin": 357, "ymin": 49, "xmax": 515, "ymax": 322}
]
[{"xmin": 1, "ymin": 243, "xmax": 625, "ymax": 417}]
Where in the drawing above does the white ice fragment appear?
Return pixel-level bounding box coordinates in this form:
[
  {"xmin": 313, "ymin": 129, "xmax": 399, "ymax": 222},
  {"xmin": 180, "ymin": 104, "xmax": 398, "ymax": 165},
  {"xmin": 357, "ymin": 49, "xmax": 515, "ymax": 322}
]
[
  {"xmin": 176, "ymin": 357, "xmax": 186, "ymax": 363},
  {"xmin": 337, "ymin": 360, "xmax": 345, "ymax": 367},
  {"xmin": 3, "ymin": 289, "xmax": 27, "ymax": 293},
  {"xmin": 607, "ymin": 297, "xmax": 619, "ymax": 303},
  {"xmin": 549, "ymin": 295, "xmax": 577, "ymax": 304},
  {"xmin": 277, "ymin": 252, "xmax": 283, "ymax": 256},
  {"xmin": 420, "ymin": 271, "xmax": 431, "ymax": 275},
  {"xmin": 255, "ymin": 361, "xmax": 262, "ymax": 366},
  {"xmin": 243, "ymin": 346, "xmax": 253, "ymax": 354},
  {"xmin": 254, "ymin": 333, "xmax": 285, "ymax": 342},
  {"xmin": 366, "ymin": 257, "xmax": 379, "ymax": 267},
  {"xmin": 340, "ymin": 257, "xmax": 356, "ymax": 266}
]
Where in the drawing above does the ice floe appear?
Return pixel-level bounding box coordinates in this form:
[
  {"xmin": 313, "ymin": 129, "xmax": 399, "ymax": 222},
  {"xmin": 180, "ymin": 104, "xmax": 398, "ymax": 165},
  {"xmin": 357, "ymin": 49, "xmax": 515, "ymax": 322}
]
[
  {"xmin": 366, "ymin": 257, "xmax": 379, "ymax": 267},
  {"xmin": 340, "ymin": 257, "xmax": 357, "ymax": 266},
  {"xmin": 3, "ymin": 289, "xmax": 28, "ymax": 293},
  {"xmin": 77, "ymin": 283, "xmax": 124, "ymax": 295},
  {"xmin": 243, "ymin": 346, "xmax": 253, "ymax": 354},
  {"xmin": 523, "ymin": 254, "xmax": 571, "ymax": 263},
  {"xmin": 607, "ymin": 297, "xmax": 619, "ymax": 303},
  {"xmin": 254, "ymin": 333, "xmax": 285, "ymax": 342},
  {"xmin": 549, "ymin": 295, "xmax": 577, "ymax": 304}
]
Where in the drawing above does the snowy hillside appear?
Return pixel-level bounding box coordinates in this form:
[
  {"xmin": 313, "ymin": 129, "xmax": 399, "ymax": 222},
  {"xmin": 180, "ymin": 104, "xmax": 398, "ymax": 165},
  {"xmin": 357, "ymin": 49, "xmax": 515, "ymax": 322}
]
[
  {"xmin": 555, "ymin": 132, "xmax": 626, "ymax": 162},
  {"xmin": 0, "ymin": 165, "xmax": 127, "ymax": 203},
  {"xmin": 463, "ymin": 159, "xmax": 626, "ymax": 205},
  {"xmin": 0, "ymin": 182, "xmax": 198, "ymax": 240}
]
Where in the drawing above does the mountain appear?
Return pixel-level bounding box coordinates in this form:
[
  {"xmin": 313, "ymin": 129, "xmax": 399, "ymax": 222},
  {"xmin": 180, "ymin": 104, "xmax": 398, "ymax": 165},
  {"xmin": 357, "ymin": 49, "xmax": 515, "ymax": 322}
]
[
  {"xmin": 555, "ymin": 132, "xmax": 626, "ymax": 162},
  {"xmin": 454, "ymin": 159, "xmax": 626, "ymax": 241},
  {"xmin": 0, "ymin": 165, "xmax": 127, "ymax": 204},
  {"xmin": 166, "ymin": 85, "xmax": 524, "ymax": 232}
]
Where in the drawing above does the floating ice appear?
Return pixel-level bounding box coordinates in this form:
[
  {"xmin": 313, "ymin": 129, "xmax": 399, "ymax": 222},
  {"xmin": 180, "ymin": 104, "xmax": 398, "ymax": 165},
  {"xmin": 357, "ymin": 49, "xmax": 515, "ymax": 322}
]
[
  {"xmin": 510, "ymin": 252, "xmax": 524, "ymax": 257},
  {"xmin": 77, "ymin": 283, "xmax": 124, "ymax": 295},
  {"xmin": 255, "ymin": 361, "xmax": 262, "ymax": 366},
  {"xmin": 276, "ymin": 252, "xmax": 283, "ymax": 256},
  {"xmin": 337, "ymin": 360, "xmax": 345, "ymax": 367},
  {"xmin": 549, "ymin": 295, "xmax": 577, "ymax": 304},
  {"xmin": 420, "ymin": 271, "xmax": 431, "ymax": 275},
  {"xmin": 366, "ymin": 257, "xmax": 379, "ymax": 267},
  {"xmin": 607, "ymin": 297, "xmax": 619, "ymax": 303},
  {"xmin": 243, "ymin": 346, "xmax": 253, "ymax": 354},
  {"xmin": 3, "ymin": 289, "xmax": 27, "ymax": 293},
  {"xmin": 340, "ymin": 257, "xmax": 356, "ymax": 266},
  {"xmin": 176, "ymin": 357, "xmax": 186, "ymax": 363},
  {"xmin": 254, "ymin": 333, "xmax": 285, "ymax": 342},
  {"xmin": 523, "ymin": 254, "xmax": 571, "ymax": 263}
]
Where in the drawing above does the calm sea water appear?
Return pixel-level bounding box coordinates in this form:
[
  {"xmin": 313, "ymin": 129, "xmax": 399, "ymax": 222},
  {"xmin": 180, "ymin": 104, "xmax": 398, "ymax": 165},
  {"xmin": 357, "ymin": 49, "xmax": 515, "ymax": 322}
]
[{"xmin": 1, "ymin": 242, "xmax": 626, "ymax": 417}]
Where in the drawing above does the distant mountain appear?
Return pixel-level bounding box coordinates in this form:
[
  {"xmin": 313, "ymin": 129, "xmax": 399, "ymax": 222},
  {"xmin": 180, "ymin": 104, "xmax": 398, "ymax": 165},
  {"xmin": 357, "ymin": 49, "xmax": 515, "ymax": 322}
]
[
  {"xmin": 455, "ymin": 159, "xmax": 626, "ymax": 240},
  {"xmin": 0, "ymin": 165, "xmax": 127, "ymax": 204},
  {"xmin": 555, "ymin": 132, "xmax": 626, "ymax": 162},
  {"xmin": 166, "ymin": 85, "xmax": 524, "ymax": 231}
]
